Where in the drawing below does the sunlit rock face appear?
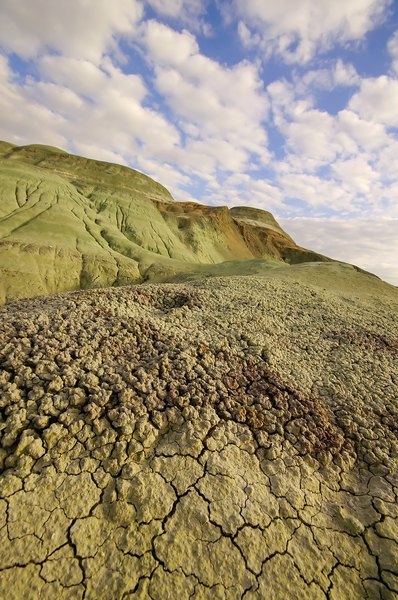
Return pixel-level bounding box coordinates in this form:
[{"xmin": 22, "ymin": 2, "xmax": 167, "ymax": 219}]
[{"xmin": 1, "ymin": 272, "xmax": 397, "ymax": 599}]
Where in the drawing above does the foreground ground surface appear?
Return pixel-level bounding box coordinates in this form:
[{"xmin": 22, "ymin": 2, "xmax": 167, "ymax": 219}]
[{"xmin": 0, "ymin": 267, "xmax": 397, "ymax": 599}]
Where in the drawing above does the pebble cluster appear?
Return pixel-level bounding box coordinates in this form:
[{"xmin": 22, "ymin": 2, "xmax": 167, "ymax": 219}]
[{"xmin": 0, "ymin": 276, "xmax": 397, "ymax": 598}]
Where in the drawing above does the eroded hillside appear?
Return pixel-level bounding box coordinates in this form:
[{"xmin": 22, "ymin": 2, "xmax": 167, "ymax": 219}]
[{"xmin": 0, "ymin": 142, "xmax": 328, "ymax": 304}]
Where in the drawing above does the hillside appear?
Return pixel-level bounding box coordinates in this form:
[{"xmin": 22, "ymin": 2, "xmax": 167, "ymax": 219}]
[{"xmin": 0, "ymin": 142, "xmax": 328, "ymax": 304}]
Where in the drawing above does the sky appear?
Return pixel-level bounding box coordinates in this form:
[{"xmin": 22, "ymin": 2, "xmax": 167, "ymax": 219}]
[{"xmin": 0, "ymin": 0, "xmax": 397, "ymax": 285}]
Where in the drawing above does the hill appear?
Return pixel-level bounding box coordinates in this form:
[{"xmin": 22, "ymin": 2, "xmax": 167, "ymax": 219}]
[{"xmin": 0, "ymin": 142, "xmax": 329, "ymax": 304}]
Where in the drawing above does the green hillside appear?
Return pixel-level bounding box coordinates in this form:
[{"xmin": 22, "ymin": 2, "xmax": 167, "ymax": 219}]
[{"xmin": 0, "ymin": 142, "xmax": 341, "ymax": 304}]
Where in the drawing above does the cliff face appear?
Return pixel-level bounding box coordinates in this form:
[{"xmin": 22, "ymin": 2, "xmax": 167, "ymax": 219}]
[{"xmin": 0, "ymin": 142, "xmax": 328, "ymax": 304}]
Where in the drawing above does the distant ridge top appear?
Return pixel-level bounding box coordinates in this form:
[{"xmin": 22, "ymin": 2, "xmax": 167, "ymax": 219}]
[{"xmin": 0, "ymin": 140, "xmax": 174, "ymax": 202}]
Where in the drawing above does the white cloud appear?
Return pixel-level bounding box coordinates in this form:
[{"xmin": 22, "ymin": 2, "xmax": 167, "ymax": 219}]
[
  {"xmin": 0, "ymin": 55, "xmax": 68, "ymax": 147},
  {"xmin": 268, "ymin": 60, "xmax": 359, "ymax": 115},
  {"xmin": 136, "ymin": 155, "xmax": 192, "ymax": 192},
  {"xmin": 39, "ymin": 56, "xmax": 109, "ymax": 97},
  {"xmin": 283, "ymin": 109, "xmax": 344, "ymax": 162},
  {"xmin": 39, "ymin": 55, "xmax": 148, "ymax": 104},
  {"xmin": 144, "ymin": 19, "xmax": 199, "ymax": 65},
  {"xmin": 25, "ymin": 81, "xmax": 85, "ymax": 116},
  {"xmin": 147, "ymin": 0, "xmax": 202, "ymax": 18},
  {"xmin": 232, "ymin": 0, "xmax": 391, "ymax": 63},
  {"xmin": 376, "ymin": 140, "xmax": 398, "ymax": 182},
  {"xmin": 268, "ymin": 81, "xmax": 358, "ymax": 168},
  {"xmin": 278, "ymin": 172, "xmax": 355, "ymax": 213},
  {"xmin": 266, "ymin": 73, "xmax": 398, "ymax": 217},
  {"xmin": 349, "ymin": 76, "xmax": 398, "ymax": 127},
  {"xmin": 295, "ymin": 62, "xmax": 358, "ymax": 95},
  {"xmin": 267, "ymin": 78, "xmax": 297, "ymax": 125},
  {"xmin": 154, "ymin": 65, "xmax": 266, "ymax": 144},
  {"xmin": 333, "ymin": 59, "xmax": 360, "ymax": 87},
  {"xmin": 0, "ymin": 52, "xmax": 183, "ymax": 195},
  {"xmin": 237, "ymin": 21, "xmax": 260, "ymax": 49},
  {"xmin": 69, "ymin": 75, "xmax": 180, "ymax": 161},
  {"xmin": 268, "ymin": 76, "xmax": 363, "ymax": 166},
  {"xmin": 141, "ymin": 20, "xmax": 270, "ymax": 178},
  {"xmin": 72, "ymin": 143, "xmax": 128, "ymax": 167},
  {"xmin": 82, "ymin": 90, "xmax": 180, "ymax": 156},
  {"xmin": 144, "ymin": 20, "xmax": 267, "ymax": 120},
  {"xmin": 338, "ymin": 109, "xmax": 387, "ymax": 151},
  {"xmin": 332, "ymin": 157, "xmax": 380, "ymax": 195},
  {"xmin": 146, "ymin": 0, "xmax": 209, "ymax": 33},
  {"xmin": 280, "ymin": 217, "xmax": 398, "ymax": 285},
  {"xmin": 230, "ymin": 177, "xmax": 283, "ymax": 210},
  {"xmin": 0, "ymin": 0, "xmax": 143, "ymax": 63},
  {"xmin": 388, "ymin": 30, "xmax": 398, "ymax": 74},
  {"xmin": 181, "ymin": 138, "xmax": 249, "ymax": 173},
  {"xmin": 203, "ymin": 173, "xmax": 283, "ymax": 212},
  {"xmin": 378, "ymin": 182, "xmax": 398, "ymax": 217}
]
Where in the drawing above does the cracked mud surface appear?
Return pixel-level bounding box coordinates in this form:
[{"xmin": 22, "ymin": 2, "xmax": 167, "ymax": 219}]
[{"xmin": 0, "ymin": 276, "xmax": 398, "ymax": 599}]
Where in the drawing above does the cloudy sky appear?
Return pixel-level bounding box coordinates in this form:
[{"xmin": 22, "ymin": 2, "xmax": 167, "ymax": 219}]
[{"xmin": 0, "ymin": 0, "xmax": 397, "ymax": 284}]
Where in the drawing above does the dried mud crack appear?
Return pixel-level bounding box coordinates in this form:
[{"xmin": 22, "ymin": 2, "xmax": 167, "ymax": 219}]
[{"xmin": 0, "ymin": 276, "xmax": 397, "ymax": 599}]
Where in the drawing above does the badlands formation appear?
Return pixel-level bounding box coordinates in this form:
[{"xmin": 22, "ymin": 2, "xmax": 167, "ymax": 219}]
[
  {"xmin": 0, "ymin": 143, "xmax": 397, "ymax": 598},
  {"xmin": 0, "ymin": 141, "xmax": 326, "ymax": 304}
]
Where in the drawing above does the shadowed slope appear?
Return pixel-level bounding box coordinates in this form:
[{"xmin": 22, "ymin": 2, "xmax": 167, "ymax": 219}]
[{"xmin": 0, "ymin": 142, "xmax": 329, "ymax": 304}]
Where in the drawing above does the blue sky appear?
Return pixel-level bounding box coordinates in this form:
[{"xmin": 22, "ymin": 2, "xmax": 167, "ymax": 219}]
[{"xmin": 0, "ymin": 0, "xmax": 397, "ymax": 284}]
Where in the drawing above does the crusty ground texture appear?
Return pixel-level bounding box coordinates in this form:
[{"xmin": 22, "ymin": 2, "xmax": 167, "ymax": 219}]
[{"xmin": 0, "ymin": 273, "xmax": 398, "ymax": 599}]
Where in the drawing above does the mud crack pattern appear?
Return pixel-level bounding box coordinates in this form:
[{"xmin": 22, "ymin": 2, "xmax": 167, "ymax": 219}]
[{"xmin": 0, "ymin": 277, "xmax": 397, "ymax": 598}]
